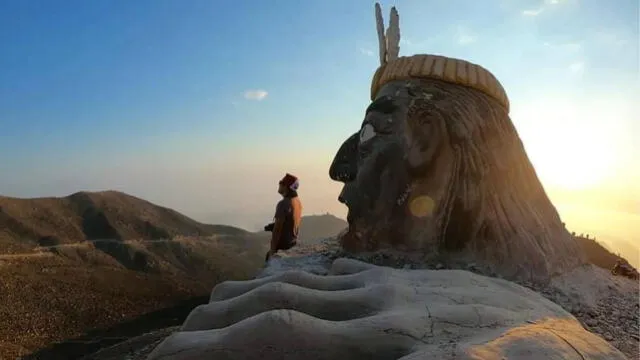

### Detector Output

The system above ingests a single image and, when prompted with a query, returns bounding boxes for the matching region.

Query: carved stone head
[329,52,585,281]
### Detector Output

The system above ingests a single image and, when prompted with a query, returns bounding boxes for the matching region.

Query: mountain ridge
[0,190,247,254]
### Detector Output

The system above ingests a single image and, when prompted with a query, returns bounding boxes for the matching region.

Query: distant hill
[298,213,347,242]
[0,191,265,359]
[0,190,247,254]
[606,239,640,269]
[573,235,635,271]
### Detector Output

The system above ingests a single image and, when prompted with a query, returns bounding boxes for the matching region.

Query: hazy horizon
[1,1,638,262]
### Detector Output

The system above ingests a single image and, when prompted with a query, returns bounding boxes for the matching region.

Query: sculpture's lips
[338,186,347,205]
[338,187,356,226]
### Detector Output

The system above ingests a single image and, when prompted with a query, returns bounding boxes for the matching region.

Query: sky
[0,0,638,253]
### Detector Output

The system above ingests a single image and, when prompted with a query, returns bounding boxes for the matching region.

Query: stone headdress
[371,3,510,112]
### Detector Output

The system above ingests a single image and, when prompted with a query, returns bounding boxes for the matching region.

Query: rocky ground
[541,266,640,359]
[0,236,265,360]
[85,238,639,360]
[0,254,208,360]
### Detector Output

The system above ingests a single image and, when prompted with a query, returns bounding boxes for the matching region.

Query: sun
[514,98,622,191]
[532,131,615,190]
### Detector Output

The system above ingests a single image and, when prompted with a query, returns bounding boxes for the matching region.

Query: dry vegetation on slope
[0,236,267,359]
[0,191,268,359]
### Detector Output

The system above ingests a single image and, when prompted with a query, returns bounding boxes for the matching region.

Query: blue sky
[0,0,638,239]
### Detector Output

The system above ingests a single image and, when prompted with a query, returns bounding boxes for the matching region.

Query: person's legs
[265,241,298,262]
[279,240,297,251]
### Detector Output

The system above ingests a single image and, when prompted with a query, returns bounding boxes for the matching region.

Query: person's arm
[291,197,302,239]
[270,200,288,252]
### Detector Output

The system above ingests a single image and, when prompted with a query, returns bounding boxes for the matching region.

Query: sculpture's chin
[340,212,380,252]
[345,210,354,226]
[341,212,394,253]
[338,226,362,252]
[339,185,410,253]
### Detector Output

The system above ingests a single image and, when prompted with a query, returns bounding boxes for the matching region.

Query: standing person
[264,173,302,262]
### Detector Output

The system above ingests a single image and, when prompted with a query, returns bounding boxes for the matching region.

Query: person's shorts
[277,240,297,251]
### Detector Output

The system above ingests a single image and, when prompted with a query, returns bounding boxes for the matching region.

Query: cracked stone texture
[329,58,586,283]
[146,257,627,360]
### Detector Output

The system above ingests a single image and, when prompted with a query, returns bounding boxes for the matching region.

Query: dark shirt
[274,195,302,249]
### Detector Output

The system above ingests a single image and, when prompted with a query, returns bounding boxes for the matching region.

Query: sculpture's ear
[329,132,359,182]
[403,91,449,174]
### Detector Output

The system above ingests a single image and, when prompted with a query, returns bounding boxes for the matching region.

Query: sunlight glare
[513,96,624,190]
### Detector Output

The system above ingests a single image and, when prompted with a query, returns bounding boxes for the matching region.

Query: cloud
[457,34,476,45]
[400,38,414,46]
[594,31,629,47]
[522,0,565,16]
[359,47,374,57]
[564,42,583,52]
[522,8,544,16]
[243,89,268,101]
[455,27,477,45]
[544,41,583,53]
[398,37,434,51]
[568,61,585,76]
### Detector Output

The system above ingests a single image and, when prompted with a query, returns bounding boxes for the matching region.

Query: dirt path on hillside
[0,236,234,261]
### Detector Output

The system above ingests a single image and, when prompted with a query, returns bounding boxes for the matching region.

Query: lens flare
[409,195,435,217]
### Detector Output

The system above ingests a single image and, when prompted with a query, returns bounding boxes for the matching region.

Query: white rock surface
[146,256,627,360]
[256,238,338,278]
[258,252,333,278]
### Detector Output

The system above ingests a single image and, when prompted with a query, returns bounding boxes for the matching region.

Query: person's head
[278,173,299,197]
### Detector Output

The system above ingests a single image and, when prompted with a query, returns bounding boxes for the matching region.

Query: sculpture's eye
[359,124,376,144]
[365,96,397,115]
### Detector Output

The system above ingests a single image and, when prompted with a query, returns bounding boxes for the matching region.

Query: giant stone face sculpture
[329,8,585,282]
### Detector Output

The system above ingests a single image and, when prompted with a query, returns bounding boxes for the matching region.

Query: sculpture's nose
[329,132,359,183]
